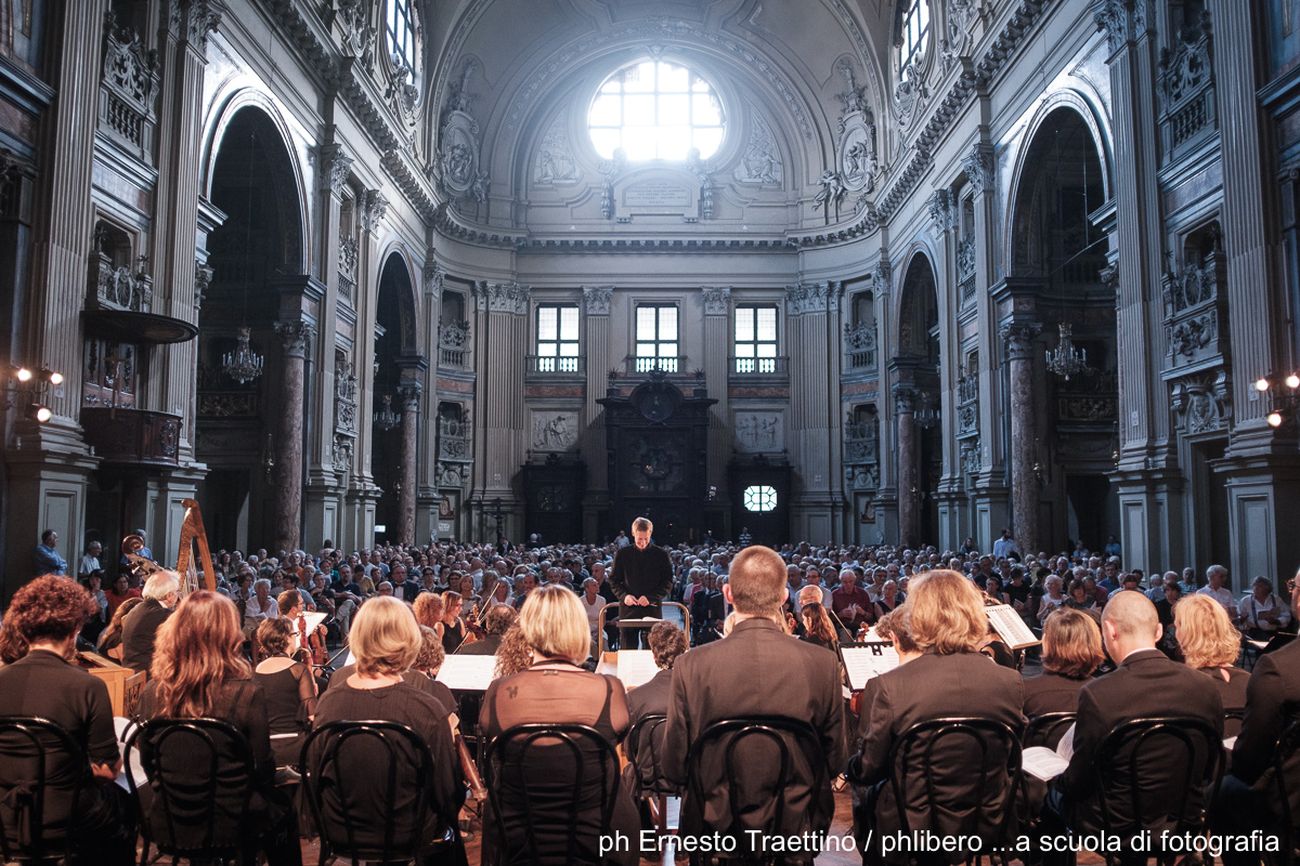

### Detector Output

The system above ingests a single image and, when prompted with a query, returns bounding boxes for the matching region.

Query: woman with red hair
[137,591,301,866]
[0,575,137,865]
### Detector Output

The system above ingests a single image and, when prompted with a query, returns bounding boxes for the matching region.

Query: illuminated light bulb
[31,405,52,423]
[15,367,32,382]
[1267,411,1284,428]
[47,370,64,386]
[1287,373,1300,390]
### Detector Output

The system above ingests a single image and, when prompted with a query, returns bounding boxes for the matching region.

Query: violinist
[459,604,516,655]
[278,589,326,669]
[253,617,318,767]
[441,590,470,653]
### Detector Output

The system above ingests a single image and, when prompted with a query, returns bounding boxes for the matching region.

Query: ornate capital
[274,319,316,357]
[423,261,445,296]
[194,259,212,313]
[869,259,893,297]
[927,189,956,239]
[893,384,918,415]
[359,188,389,233]
[582,284,613,316]
[1099,261,1119,295]
[474,281,529,315]
[785,281,840,316]
[176,0,222,53]
[396,381,423,412]
[701,285,732,316]
[316,143,353,196]
[962,144,994,198]
[1000,321,1041,361]
[1093,0,1146,53]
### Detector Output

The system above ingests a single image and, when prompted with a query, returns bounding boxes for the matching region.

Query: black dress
[310,676,465,864]
[254,659,317,766]
[0,649,136,865]
[480,659,640,866]
[137,677,300,866]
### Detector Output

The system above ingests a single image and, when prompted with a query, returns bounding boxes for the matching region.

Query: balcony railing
[842,322,878,373]
[526,354,586,377]
[730,356,787,375]
[625,355,687,376]
[438,321,469,369]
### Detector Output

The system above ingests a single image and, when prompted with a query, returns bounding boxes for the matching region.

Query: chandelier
[1045,322,1089,380]
[221,326,264,385]
[914,394,940,429]
[374,394,401,431]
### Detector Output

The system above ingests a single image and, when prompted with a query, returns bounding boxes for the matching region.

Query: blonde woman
[847,570,1024,859]
[1174,593,1249,734]
[479,584,639,866]
[310,596,465,860]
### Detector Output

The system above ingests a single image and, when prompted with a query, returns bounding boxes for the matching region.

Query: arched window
[588,60,725,162]
[898,0,930,79]
[386,0,418,73]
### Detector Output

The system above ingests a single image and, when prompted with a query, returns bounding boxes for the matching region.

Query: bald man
[1043,591,1222,855]
[662,545,845,854]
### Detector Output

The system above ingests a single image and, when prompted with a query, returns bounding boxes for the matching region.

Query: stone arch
[201,89,308,275]
[1004,93,1113,275]
[375,246,422,355]
[895,250,939,361]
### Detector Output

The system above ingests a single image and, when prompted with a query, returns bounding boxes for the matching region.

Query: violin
[298,613,327,668]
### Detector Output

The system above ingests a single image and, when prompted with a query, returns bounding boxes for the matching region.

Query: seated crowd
[0,529,1297,866]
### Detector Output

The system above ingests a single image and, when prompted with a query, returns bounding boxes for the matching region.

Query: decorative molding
[194,259,212,313]
[813,170,847,224]
[274,319,316,357]
[474,280,529,315]
[332,434,354,475]
[869,259,893,297]
[102,12,159,113]
[583,284,614,316]
[701,285,732,316]
[533,114,580,185]
[423,261,445,296]
[530,411,579,451]
[334,355,358,435]
[893,384,918,415]
[1092,0,1146,53]
[177,0,222,53]
[337,235,358,304]
[334,0,375,61]
[733,109,784,185]
[1171,370,1231,434]
[359,188,388,233]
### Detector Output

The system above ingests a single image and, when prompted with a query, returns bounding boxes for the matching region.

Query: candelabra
[5,364,63,423]
[1044,322,1089,380]
[1254,371,1300,428]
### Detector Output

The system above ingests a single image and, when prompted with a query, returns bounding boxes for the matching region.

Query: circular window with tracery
[588,60,726,162]
[743,485,778,513]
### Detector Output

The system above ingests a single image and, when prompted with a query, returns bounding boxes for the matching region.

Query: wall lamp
[6,365,63,423]
[1254,371,1300,428]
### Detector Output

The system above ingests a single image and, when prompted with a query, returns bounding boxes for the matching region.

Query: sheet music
[985,604,1041,649]
[301,612,328,633]
[613,649,661,689]
[1021,746,1069,781]
[840,642,901,690]
[1223,736,1237,750]
[436,654,498,691]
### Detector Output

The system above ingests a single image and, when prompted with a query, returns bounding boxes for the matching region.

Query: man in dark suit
[1045,590,1223,859]
[662,545,845,852]
[1214,579,1300,866]
[121,570,180,673]
[611,517,673,649]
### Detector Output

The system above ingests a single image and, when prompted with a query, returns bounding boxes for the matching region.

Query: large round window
[587,60,725,162]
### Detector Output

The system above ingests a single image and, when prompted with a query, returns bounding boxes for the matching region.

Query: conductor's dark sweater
[611,544,673,603]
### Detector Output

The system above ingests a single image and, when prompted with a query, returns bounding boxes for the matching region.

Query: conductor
[611,517,673,649]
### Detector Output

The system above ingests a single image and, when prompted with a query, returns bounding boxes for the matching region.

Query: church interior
[0,0,1297,588]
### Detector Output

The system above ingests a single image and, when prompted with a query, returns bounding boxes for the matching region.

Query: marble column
[1003,322,1041,554]
[396,381,421,545]
[273,319,315,553]
[894,385,918,548]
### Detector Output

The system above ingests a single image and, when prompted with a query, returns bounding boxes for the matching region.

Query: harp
[175,498,217,596]
[119,498,216,597]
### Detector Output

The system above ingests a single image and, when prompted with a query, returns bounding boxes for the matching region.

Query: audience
[1238,575,1291,640]
[1175,593,1250,735]
[0,575,137,865]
